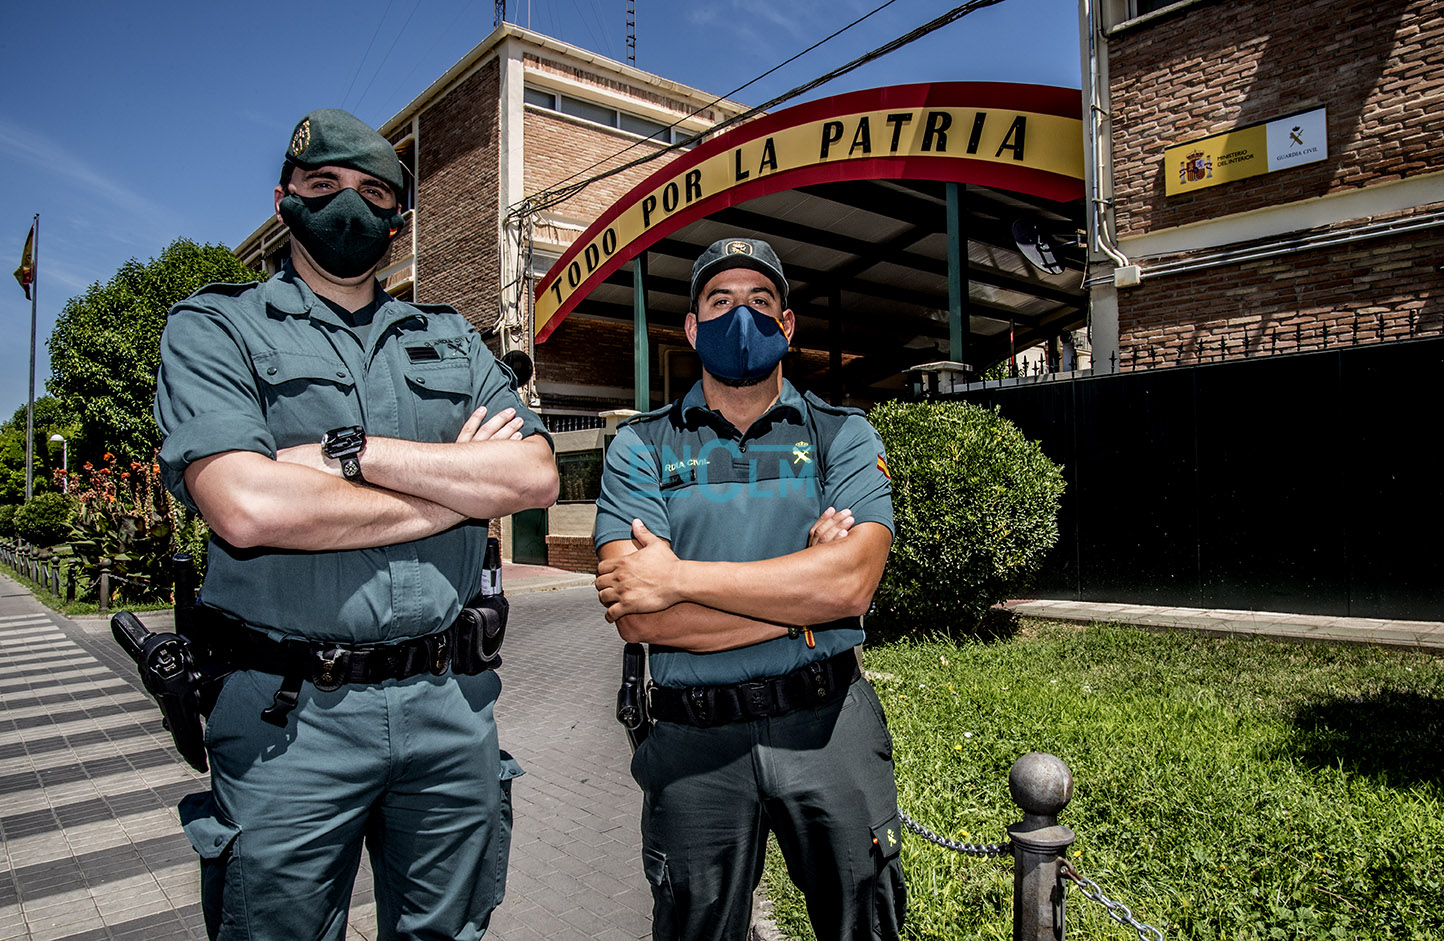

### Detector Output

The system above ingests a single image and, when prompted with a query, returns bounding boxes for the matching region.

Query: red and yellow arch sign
[534,82,1083,342]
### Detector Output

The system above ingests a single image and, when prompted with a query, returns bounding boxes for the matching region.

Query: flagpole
[25,213,37,501]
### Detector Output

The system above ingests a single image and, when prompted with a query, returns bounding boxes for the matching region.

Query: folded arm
[190,405,557,551]
[595,506,889,648]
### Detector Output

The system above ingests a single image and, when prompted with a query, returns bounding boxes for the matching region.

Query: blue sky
[0,0,1081,421]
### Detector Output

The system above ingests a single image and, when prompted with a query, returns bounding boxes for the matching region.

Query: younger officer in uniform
[154,108,558,941]
[593,238,905,941]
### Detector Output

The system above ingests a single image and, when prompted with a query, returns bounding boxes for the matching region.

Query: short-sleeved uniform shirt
[154,263,549,645]
[594,379,892,688]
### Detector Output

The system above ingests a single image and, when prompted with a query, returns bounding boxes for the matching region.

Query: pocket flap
[871,812,903,861]
[404,361,474,396]
[253,350,354,387]
[179,791,241,861]
[498,749,525,781]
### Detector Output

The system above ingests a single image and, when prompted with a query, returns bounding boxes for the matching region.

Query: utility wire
[515,0,907,217]
[342,0,400,110]
[353,0,428,113]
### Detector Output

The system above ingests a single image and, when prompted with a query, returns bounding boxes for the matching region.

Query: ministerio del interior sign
[533,82,1085,342]
[1164,107,1328,197]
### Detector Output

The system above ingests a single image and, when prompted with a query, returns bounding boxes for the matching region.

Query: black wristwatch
[321,425,367,483]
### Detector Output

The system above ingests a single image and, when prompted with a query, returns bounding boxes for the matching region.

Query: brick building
[237,23,749,421]
[1083,0,1444,370]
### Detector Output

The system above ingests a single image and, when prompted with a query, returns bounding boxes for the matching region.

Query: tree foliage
[47,238,263,463]
[0,396,80,503]
[867,400,1066,638]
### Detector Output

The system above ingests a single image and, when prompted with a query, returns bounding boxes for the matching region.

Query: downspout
[1084,0,1133,275]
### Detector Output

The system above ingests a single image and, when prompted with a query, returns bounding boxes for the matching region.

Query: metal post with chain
[895,753,1165,941]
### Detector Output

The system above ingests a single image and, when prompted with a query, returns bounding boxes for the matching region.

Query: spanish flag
[13,223,34,300]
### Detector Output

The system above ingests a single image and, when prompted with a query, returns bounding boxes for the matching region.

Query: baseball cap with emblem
[281,108,406,203]
[690,237,789,311]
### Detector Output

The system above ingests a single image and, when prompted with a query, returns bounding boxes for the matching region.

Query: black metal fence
[955,336,1444,621]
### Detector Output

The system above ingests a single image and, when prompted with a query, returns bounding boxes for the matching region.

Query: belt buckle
[739,680,773,718]
[313,646,348,692]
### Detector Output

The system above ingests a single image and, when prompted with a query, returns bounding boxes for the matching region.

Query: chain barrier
[1061,860,1164,941]
[897,807,1010,858]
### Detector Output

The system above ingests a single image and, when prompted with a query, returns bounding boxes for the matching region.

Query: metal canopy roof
[565,176,1087,400]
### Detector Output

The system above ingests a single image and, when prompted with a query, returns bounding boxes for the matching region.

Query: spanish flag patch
[877,454,891,480]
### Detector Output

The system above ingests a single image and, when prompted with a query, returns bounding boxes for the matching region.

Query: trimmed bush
[13,492,76,547]
[867,400,1065,637]
[0,504,16,539]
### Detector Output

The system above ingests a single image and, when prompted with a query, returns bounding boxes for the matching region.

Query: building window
[524,84,697,146]
[1135,0,1185,15]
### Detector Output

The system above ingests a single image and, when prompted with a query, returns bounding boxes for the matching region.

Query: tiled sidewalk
[0,571,644,941]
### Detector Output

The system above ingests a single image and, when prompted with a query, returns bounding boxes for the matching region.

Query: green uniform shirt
[594,379,892,687]
[154,263,549,645]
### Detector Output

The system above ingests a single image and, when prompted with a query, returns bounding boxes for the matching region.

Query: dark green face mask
[279,187,405,278]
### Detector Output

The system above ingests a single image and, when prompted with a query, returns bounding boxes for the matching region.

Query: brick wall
[545,535,596,573]
[524,110,678,227]
[1108,0,1444,238]
[1117,222,1444,370]
[417,58,502,332]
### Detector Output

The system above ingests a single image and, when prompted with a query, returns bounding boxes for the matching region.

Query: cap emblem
[289,120,312,159]
[725,240,753,256]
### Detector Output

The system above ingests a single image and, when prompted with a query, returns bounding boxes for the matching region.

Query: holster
[616,642,651,751]
[453,594,509,673]
[111,610,208,773]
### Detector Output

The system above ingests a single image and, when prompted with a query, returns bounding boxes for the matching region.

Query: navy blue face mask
[693,306,790,382]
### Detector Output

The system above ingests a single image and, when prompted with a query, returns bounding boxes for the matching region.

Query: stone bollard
[1007,752,1076,941]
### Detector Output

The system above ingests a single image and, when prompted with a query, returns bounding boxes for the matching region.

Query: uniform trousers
[179,668,518,941]
[631,676,906,941]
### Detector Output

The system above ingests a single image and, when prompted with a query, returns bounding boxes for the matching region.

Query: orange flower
[83,462,94,471]
[120,472,130,479]
[131,461,143,471]
[104,452,114,461]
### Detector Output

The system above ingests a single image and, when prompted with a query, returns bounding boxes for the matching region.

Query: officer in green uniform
[154,108,558,941]
[594,237,905,941]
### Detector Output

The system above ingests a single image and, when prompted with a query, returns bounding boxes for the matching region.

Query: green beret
[281,108,405,197]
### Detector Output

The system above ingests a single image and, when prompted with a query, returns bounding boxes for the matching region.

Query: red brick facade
[1119,223,1444,369]
[1109,0,1444,238]
[1104,0,1444,370]
[417,59,503,332]
[544,535,596,573]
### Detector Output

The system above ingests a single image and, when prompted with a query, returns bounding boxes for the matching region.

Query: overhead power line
[516,0,1005,218]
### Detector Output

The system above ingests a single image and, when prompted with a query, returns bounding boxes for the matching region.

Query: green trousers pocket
[179,791,243,940]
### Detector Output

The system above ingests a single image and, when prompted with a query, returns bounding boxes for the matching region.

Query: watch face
[323,425,365,458]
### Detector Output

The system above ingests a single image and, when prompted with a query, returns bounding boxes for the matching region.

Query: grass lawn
[763,620,1444,940]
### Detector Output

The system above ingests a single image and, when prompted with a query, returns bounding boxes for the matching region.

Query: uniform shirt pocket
[252,350,357,444]
[404,360,477,442]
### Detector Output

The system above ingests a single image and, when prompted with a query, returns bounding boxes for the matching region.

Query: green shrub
[867,400,1065,638]
[0,504,16,539]
[13,492,76,547]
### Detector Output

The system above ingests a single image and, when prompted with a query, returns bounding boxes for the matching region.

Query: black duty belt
[649,649,860,728]
[213,603,506,727]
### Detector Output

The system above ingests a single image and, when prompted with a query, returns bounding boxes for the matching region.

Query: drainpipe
[1083,0,1137,284]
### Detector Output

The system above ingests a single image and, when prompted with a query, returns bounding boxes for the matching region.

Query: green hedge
[867,400,1065,638]
[0,504,15,539]
[13,493,76,547]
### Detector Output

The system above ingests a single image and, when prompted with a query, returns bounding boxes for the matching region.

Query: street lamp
[48,433,67,493]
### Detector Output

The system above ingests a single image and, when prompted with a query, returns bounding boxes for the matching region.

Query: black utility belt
[650,649,860,728]
[225,606,505,693]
